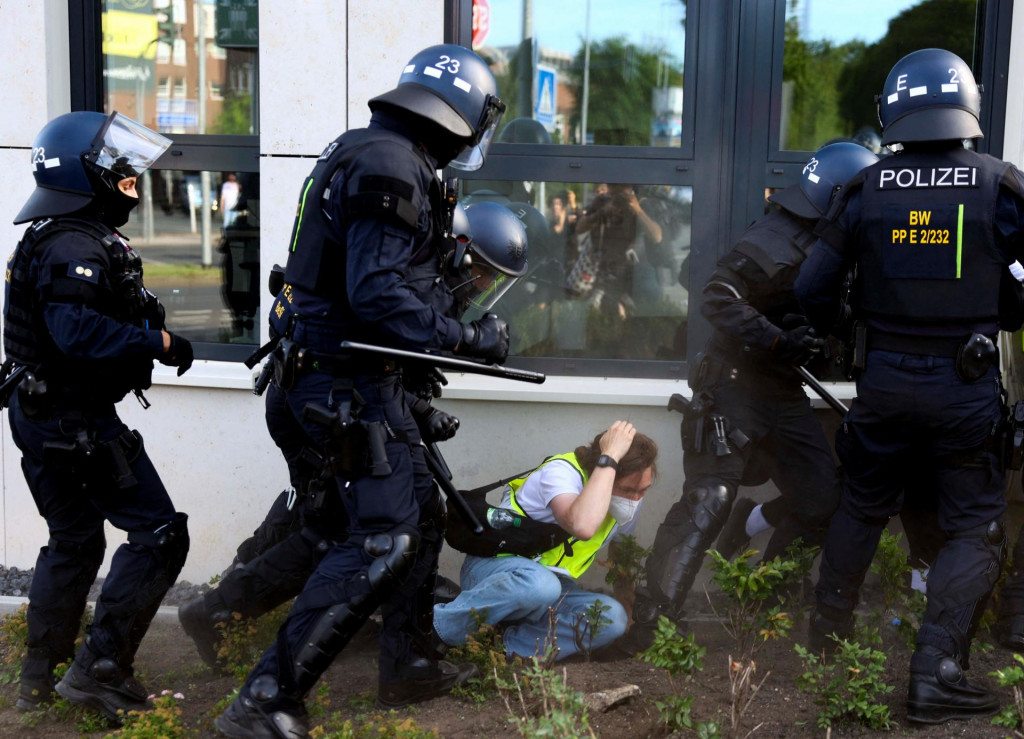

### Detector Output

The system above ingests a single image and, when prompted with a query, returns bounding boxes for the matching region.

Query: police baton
[422,441,484,535]
[794,365,849,416]
[338,341,546,384]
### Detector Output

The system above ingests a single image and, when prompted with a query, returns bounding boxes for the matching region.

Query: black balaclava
[84,159,140,229]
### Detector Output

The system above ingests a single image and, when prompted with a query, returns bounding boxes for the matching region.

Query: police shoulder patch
[66,260,101,283]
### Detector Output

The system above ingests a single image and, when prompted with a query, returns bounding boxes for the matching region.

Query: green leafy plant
[604,534,652,591]
[309,710,440,738]
[706,545,813,738]
[794,633,894,730]
[868,529,927,649]
[990,652,1024,733]
[571,599,612,660]
[109,690,193,738]
[447,612,523,703]
[636,616,719,734]
[0,605,29,686]
[216,601,292,679]
[496,657,596,739]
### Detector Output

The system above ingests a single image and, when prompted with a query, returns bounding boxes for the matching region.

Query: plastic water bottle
[486,508,517,529]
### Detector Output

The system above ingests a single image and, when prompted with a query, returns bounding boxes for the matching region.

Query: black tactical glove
[160,332,194,376]
[419,406,460,443]
[456,313,510,364]
[771,325,825,365]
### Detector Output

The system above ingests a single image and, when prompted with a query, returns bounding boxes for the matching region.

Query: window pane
[119,170,261,346]
[460,180,692,361]
[781,0,982,151]
[102,0,258,136]
[473,0,687,147]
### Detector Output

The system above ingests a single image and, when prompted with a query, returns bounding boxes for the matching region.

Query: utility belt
[298,375,410,494]
[853,325,999,383]
[249,334,398,396]
[19,388,144,489]
[703,336,805,389]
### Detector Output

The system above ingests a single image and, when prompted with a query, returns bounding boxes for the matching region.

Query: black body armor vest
[855,148,1010,328]
[3,217,154,400]
[271,126,454,346]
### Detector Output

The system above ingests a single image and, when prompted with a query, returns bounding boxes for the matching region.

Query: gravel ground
[0,565,212,606]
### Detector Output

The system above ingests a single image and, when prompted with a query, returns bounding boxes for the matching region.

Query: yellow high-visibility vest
[507,453,616,579]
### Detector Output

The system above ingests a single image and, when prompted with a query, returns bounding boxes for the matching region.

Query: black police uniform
[229,108,473,722]
[644,206,841,619]
[796,145,1024,718]
[4,216,189,710]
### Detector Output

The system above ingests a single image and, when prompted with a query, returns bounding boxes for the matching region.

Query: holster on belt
[955,332,999,383]
[42,414,142,490]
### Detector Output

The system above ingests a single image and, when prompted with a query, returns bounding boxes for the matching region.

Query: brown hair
[574,428,658,481]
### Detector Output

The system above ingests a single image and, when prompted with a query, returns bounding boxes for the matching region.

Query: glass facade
[460,180,692,363]
[81,0,1004,374]
[779,0,983,152]
[473,0,687,147]
[102,0,260,354]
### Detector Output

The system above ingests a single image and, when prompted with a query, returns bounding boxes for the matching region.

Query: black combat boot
[55,643,151,723]
[907,646,998,723]
[807,609,854,653]
[997,614,1024,651]
[178,593,232,671]
[215,677,309,739]
[376,657,479,708]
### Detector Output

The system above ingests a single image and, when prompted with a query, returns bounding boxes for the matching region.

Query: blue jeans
[433,555,628,660]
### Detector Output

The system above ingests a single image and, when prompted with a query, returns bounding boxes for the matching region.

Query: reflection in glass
[460,179,692,361]
[473,0,686,146]
[102,0,258,136]
[780,0,980,151]
[119,170,261,346]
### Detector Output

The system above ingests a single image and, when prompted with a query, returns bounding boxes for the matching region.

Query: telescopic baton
[338,341,546,384]
[422,441,484,535]
[794,365,849,416]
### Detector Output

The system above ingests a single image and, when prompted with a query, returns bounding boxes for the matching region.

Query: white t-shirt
[498,457,641,540]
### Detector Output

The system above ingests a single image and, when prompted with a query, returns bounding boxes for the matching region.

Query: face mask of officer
[608,494,641,525]
[86,165,140,229]
[100,179,141,229]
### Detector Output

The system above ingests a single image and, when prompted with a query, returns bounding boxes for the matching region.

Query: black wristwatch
[595,454,620,472]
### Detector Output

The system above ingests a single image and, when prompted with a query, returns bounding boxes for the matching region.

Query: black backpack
[444,467,571,558]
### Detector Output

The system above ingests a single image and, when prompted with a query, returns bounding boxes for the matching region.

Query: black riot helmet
[454,201,528,311]
[769,142,879,219]
[15,111,171,224]
[877,48,983,146]
[369,44,506,171]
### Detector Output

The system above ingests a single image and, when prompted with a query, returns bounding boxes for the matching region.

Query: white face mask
[608,495,640,525]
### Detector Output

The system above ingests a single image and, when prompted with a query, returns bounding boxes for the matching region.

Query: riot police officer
[795,48,1024,723]
[179,199,528,673]
[639,142,879,628]
[3,111,192,721]
[214,44,510,738]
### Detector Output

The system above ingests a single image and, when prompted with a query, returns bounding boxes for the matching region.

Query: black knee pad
[686,484,735,535]
[365,531,418,592]
[127,512,190,581]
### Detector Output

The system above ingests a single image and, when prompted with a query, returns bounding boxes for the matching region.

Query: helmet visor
[92,113,172,178]
[449,96,505,171]
[466,263,519,311]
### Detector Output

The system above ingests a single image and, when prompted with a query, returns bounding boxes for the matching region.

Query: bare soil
[0,591,1020,738]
